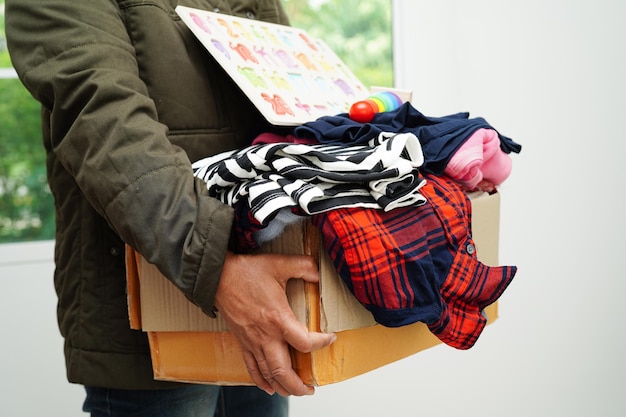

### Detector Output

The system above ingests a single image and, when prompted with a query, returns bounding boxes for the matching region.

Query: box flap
[125,245,143,330]
[139,258,229,331]
[469,191,500,266]
[319,247,377,332]
[136,221,311,332]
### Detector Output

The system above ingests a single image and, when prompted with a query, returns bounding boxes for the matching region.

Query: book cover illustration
[176,5,369,126]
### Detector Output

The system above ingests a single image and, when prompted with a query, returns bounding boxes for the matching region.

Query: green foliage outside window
[0,0,392,243]
[0,79,54,243]
[1,1,55,242]
[284,0,393,88]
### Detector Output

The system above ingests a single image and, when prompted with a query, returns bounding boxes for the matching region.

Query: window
[0,2,55,243]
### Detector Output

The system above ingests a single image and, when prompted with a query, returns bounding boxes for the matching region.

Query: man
[5,0,336,415]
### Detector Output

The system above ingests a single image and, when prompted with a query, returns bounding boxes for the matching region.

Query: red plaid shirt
[312,174,517,349]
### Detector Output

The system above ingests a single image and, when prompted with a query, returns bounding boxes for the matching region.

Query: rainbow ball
[349,91,403,123]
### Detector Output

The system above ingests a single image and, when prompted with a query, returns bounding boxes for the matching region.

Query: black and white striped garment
[192,132,427,225]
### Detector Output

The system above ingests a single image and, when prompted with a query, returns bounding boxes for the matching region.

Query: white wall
[3,1,626,416]
[296,0,626,416]
[0,241,86,416]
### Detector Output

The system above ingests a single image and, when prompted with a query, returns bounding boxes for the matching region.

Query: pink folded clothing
[444,128,512,190]
[251,132,319,145]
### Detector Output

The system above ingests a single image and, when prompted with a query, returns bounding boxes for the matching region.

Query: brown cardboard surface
[147,303,498,386]
[135,220,315,332]
[126,191,501,386]
[469,190,501,267]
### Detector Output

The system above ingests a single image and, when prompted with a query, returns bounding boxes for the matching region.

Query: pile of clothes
[192,102,521,349]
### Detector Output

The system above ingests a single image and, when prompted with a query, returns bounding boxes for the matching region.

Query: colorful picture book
[176,5,369,126]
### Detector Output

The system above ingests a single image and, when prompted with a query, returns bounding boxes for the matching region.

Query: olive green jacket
[6,0,288,389]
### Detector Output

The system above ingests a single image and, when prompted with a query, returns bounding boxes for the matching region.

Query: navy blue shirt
[293,102,522,175]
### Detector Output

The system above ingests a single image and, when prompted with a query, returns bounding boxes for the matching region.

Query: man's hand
[215,252,337,396]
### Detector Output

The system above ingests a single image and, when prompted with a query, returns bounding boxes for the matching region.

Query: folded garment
[444,128,513,191]
[312,174,517,349]
[192,132,427,226]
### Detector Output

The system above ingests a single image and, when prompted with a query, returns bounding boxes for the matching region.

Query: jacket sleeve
[5,0,231,315]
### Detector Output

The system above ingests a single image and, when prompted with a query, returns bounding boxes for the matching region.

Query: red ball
[349,100,376,123]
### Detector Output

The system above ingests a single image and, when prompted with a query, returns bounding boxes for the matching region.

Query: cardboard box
[126,191,501,386]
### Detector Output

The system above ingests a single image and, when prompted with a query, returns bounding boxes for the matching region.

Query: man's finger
[242,350,276,396]
[280,312,337,354]
[243,345,314,397]
[260,343,315,396]
[273,255,320,286]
